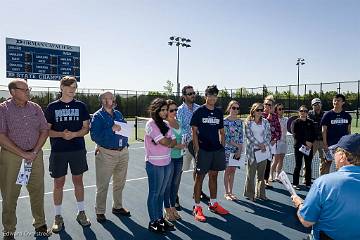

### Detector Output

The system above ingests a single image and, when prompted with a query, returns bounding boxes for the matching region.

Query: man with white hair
[292,134,360,240]
[90,91,130,223]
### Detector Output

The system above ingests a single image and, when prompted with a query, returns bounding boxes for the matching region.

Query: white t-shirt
[250,121,265,143]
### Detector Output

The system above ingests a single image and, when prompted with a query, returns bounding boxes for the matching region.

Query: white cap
[311,98,321,105]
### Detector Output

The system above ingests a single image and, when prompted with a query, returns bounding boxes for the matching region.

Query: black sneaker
[96,214,107,223]
[34,224,52,237]
[200,191,210,202]
[160,217,175,231]
[148,221,165,233]
[175,196,182,211]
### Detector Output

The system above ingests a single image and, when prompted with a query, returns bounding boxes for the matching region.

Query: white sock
[210,199,217,205]
[54,205,62,216]
[77,201,85,212]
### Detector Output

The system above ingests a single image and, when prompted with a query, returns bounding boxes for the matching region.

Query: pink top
[144,119,175,166]
[0,99,49,151]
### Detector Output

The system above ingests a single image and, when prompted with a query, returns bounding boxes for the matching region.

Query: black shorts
[49,149,88,178]
[195,148,226,175]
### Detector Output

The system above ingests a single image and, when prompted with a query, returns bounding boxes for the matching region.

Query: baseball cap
[329,134,360,156]
[311,98,321,106]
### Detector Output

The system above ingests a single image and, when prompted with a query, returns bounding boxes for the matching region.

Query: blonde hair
[264,95,275,103]
[226,100,240,114]
[246,102,263,122]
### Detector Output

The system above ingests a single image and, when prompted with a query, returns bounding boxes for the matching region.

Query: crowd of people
[0,77,359,240]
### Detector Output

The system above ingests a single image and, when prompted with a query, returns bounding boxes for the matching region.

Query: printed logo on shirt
[330,118,349,125]
[202,117,220,125]
[55,108,80,122]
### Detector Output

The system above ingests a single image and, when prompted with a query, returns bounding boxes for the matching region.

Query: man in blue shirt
[292,134,360,240]
[90,91,130,223]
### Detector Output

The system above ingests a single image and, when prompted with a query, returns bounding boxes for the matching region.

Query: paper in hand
[299,145,311,156]
[277,171,298,196]
[114,121,131,138]
[254,146,271,163]
[323,149,334,161]
[16,159,32,186]
[228,152,245,168]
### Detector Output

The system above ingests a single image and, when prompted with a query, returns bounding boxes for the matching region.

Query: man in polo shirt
[292,134,360,240]
[0,79,51,240]
[321,94,352,175]
[90,91,130,223]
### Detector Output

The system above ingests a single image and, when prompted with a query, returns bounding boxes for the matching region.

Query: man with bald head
[0,79,51,239]
[90,91,130,223]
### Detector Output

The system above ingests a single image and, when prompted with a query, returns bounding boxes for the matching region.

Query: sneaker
[200,191,210,202]
[52,215,64,233]
[159,217,175,231]
[148,221,165,234]
[112,207,131,216]
[76,211,91,227]
[208,202,229,215]
[34,224,52,237]
[175,196,182,211]
[96,214,107,223]
[193,206,206,222]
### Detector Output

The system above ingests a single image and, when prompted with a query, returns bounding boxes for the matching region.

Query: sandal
[230,194,238,200]
[172,209,182,220]
[164,208,176,221]
[224,194,233,200]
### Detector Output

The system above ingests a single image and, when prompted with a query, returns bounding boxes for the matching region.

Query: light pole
[296,58,305,106]
[168,36,191,96]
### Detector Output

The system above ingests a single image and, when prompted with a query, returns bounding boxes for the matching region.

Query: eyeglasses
[231,107,240,110]
[277,108,284,111]
[299,110,308,113]
[255,108,263,112]
[14,87,32,92]
[169,108,178,113]
[185,92,195,96]
[264,103,272,106]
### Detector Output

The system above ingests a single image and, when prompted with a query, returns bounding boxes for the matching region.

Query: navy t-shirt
[46,99,90,152]
[190,105,224,151]
[320,110,352,146]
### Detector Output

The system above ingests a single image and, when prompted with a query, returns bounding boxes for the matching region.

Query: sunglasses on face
[160,108,167,112]
[185,92,195,96]
[255,108,263,112]
[277,108,284,111]
[169,108,178,113]
[299,109,308,113]
[231,106,240,110]
[264,103,272,106]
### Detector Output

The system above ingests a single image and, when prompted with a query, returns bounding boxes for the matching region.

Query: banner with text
[6,37,80,81]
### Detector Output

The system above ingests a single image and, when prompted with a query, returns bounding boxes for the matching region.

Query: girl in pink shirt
[144,98,177,233]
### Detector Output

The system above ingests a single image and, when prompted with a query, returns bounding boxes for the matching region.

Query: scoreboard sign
[6,38,80,81]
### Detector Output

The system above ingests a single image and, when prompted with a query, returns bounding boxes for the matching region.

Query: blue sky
[0,0,359,92]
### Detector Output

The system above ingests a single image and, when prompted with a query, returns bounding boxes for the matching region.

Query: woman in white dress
[270,103,288,181]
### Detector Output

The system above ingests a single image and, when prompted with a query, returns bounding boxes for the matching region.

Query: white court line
[0,170,193,202]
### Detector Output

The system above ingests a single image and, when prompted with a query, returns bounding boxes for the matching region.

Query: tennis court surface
[0,139,315,240]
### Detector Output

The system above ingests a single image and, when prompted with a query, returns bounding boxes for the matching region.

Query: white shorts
[273,141,287,154]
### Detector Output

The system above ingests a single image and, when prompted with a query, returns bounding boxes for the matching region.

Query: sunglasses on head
[185,92,195,96]
[231,106,240,110]
[255,108,263,112]
[169,108,178,113]
[299,109,308,113]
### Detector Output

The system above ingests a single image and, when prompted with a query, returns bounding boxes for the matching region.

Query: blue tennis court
[0,138,313,240]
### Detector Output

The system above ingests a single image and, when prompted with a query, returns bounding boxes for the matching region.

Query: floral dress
[224,118,244,164]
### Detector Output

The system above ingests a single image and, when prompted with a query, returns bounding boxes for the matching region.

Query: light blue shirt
[176,102,199,139]
[299,165,360,240]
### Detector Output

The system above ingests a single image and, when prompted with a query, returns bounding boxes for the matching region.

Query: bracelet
[296,202,304,209]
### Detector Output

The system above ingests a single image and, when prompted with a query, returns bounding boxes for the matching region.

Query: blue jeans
[146,161,172,222]
[164,157,183,208]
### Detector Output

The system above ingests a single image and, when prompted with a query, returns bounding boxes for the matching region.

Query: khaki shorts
[182,148,195,171]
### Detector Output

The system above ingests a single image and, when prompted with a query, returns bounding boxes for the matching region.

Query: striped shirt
[0,99,49,150]
[144,119,175,166]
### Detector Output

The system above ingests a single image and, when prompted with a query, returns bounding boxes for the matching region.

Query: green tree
[163,80,174,95]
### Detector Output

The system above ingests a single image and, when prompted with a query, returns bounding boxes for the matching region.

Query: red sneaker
[209,202,229,215]
[193,206,206,222]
